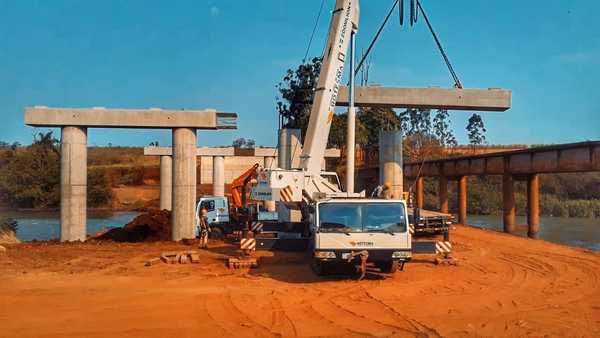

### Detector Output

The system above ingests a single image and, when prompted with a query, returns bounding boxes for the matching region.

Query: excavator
[195,163,277,239]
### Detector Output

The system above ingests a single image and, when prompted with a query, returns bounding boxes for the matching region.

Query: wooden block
[160,256,170,264]
[145,258,161,267]
[189,253,200,264]
[179,254,189,264]
[227,257,258,269]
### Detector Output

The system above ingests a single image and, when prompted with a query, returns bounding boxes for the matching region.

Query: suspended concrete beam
[337,86,512,112]
[25,106,237,129]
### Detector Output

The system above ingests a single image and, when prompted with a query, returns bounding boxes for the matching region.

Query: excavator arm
[230,163,260,208]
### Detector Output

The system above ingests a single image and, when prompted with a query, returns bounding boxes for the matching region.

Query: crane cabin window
[318,202,407,233]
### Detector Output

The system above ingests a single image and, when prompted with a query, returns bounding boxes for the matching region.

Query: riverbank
[1,225,599,337]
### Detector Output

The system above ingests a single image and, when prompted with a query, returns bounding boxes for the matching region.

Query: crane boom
[300,0,359,175]
[252,0,363,203]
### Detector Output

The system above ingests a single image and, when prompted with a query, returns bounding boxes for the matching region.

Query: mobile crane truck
[251,0,412,279]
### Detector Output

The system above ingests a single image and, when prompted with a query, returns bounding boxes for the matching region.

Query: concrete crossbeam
[337,86,512,111]
[25,107,237,129]
[143,146,341,158]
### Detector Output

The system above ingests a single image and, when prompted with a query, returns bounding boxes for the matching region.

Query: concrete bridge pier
[159,155,172,210]
[263,156,276,212]
[503,174,516,233]
[212,156,225,197]
[527,174,540,238]
[415,177,424,209]
[457,176,468,225]
[438,176,449,214]
[378,131,403,199]
[172,128,197,241]
[60,126,87,241]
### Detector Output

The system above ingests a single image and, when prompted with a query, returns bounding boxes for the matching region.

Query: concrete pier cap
[25,106,237,242]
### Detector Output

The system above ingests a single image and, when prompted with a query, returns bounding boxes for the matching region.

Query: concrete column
[527,174,540,239]
[159,155,172,210]
[212,155,225,197]
[263,156,276,212]
[277,129,302,222]
[439,176,449,214]
[378,130,403,199]
[502,174,516,233]
[457,176,468,225]
[278,128,301,169]
[415,177,424,209]
[172,128,197,241]
[60,126,87,242]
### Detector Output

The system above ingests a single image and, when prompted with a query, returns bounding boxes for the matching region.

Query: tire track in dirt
[360,287,443,338]
[269,296,298,337]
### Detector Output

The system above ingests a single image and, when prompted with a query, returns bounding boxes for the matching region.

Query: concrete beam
[143,146,341,158]
[337,86,512,112]
[25,107,237,129]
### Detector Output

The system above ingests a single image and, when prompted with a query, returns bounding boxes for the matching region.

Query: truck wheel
[378,260,399,273]
[311,258,328,276]
[209,227,224,240]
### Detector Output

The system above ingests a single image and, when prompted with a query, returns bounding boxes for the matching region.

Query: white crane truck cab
[311,199,412,274]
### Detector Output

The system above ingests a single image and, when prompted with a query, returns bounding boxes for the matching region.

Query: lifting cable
[417,1,463,88]
[303,0,327,63]
[354,0,399,77]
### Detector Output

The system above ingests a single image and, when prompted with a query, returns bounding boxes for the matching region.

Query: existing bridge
[404,141,600,238]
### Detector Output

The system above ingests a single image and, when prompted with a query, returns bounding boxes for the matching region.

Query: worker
[371,182,393,199]
[198,208,211,249]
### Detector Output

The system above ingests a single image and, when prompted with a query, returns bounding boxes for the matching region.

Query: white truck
[251,0,412,277]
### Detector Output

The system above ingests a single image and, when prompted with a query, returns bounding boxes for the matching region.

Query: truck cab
[311,199,412,274]
[195,196,230,238]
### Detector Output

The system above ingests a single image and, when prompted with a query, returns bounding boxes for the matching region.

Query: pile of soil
[92,209,172,242]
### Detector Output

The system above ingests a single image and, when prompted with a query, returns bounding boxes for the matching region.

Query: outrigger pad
[227,257,259,269]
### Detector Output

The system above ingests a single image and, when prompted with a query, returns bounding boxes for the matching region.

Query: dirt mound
[92,209,172,242]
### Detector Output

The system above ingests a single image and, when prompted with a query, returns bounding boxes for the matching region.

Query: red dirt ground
[1,225,599,337]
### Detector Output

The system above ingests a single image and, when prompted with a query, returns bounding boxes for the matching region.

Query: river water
[468,214,599,251]
[0,210,140,241]
[1,210,598,251]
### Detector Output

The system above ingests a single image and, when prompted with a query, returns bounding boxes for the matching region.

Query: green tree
[328,112,369,148]
[276,57,322,140]
[432,109,457,147]
[466,113,487,145]
[0,132,61,208]
[357,107,401,146]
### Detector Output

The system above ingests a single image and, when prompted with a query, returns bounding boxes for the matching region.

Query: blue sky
[0,0,598,147]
